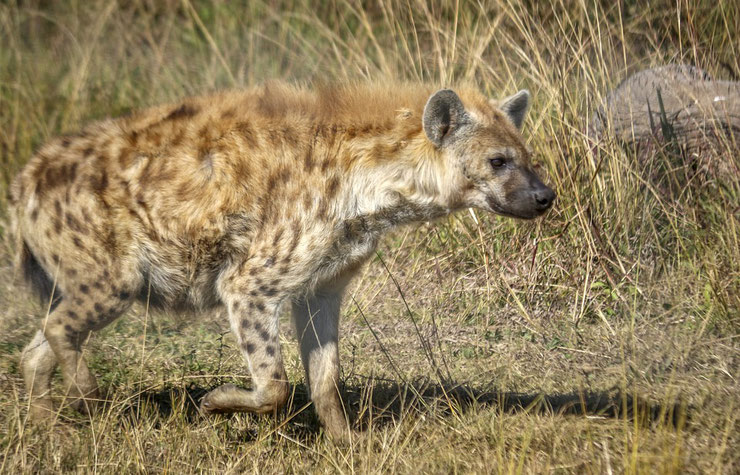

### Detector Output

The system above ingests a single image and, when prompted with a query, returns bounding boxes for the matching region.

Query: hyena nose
[534,186,556,210]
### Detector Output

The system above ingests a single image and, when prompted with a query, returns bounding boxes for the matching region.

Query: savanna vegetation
[0,0,738,472]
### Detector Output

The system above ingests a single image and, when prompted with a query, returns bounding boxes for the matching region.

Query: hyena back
[11,81,555,439]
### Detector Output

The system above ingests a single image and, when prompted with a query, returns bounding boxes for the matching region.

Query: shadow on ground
[124,376,688,438]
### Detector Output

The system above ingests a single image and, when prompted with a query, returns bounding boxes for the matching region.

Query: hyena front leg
[292,288,349,440]
[200,260,290,415]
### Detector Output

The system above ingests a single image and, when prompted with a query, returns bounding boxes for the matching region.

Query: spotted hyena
[11,82,555,439]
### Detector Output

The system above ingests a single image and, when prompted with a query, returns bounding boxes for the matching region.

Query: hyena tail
[9,177,62,312]
[18,241,62,312]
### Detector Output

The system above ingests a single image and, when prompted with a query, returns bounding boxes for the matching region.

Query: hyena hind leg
[21,330,58,420]
[41,290,134,416]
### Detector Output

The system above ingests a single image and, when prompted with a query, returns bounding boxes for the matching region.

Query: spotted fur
[12,81,554,440]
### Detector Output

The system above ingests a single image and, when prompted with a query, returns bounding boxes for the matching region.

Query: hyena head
[423,88,556,219]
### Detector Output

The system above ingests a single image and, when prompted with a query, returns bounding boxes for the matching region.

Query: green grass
[1,0,738,472]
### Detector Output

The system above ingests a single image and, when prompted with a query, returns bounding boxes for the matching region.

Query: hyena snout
[496,173,556,219]
[532,184,556,211]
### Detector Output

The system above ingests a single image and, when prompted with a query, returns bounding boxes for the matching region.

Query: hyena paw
[68,392,100,416]
[324,425,355,445]
[27,399,57,423]
[200,383,285,414]
[199,383,240,415]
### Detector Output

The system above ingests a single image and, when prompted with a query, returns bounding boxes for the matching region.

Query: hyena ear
[499,89,531,129]
[423,89,469,147]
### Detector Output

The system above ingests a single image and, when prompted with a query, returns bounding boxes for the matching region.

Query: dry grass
[1,0,738,473]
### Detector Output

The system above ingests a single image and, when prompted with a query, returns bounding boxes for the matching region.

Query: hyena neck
[342,130,464,231]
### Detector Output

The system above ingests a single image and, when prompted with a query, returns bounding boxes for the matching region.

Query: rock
[589,64,740,182]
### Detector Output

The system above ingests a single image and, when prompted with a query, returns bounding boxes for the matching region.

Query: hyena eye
[489,157,506,168]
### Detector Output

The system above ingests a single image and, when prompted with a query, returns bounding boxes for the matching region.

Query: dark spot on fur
[102,229,117,253]
[232,301,241,311]
[316,200,329,221]
[66,268,78,278]
[72,236,84,249]
[54,199,62,215]
[198,125,214,140]
[266,346,275,356]
[264,257,275,268]
[272,371,281,380]
[83,147,94,157]
[255,302,265,312]
[79,284,89,294]
[81,207,92,224]
[232,158,250,183]
[241,319,250,330]
[260,330,270,341]
[67,311,78,320]
[286,222,301,256]
[118,291,131,301]
[66,213,86,234]
[281,168,291,183]
[91,250,103,265]
[259,363,268,369]
[94,303,104,313]
[91,170,108,194]
[236,122,258,148]
[165,104,199,121]
[245,342,256,353]
[272,228,284,247]
[42,164,76,192]
[30,208,39,221]
[124,131,139,150]
[64,324,74,332]
[304,145,315,172]
[281,126,298,146]
[266,174,278,194]
[326,176,340,198]
[260,285,277,297]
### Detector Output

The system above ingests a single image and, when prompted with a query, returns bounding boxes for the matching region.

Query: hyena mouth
[485,195,550,220]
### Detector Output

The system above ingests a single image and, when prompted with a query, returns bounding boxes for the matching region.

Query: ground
[0,1,738,473]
